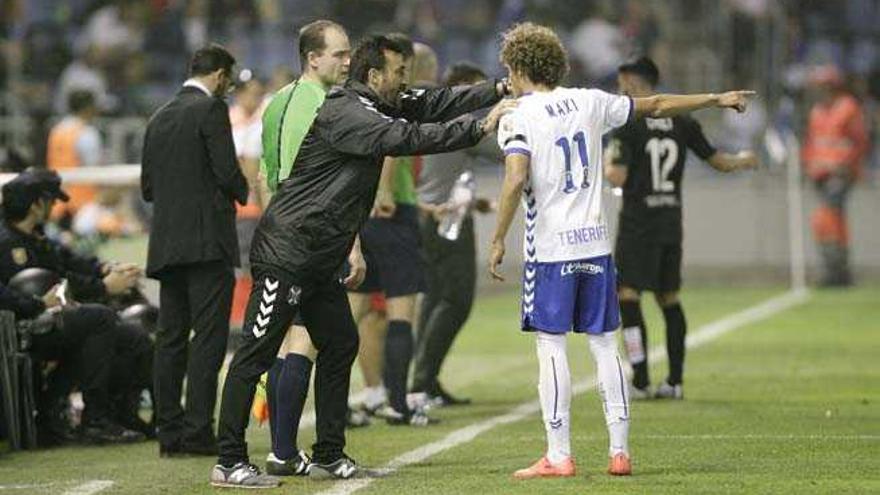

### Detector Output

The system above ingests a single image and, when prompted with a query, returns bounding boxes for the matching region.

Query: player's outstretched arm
[633,90,755,119]
[398,79,508,123]
[323,97,516,158]
[707,150,760,172]
[489,153,529,281]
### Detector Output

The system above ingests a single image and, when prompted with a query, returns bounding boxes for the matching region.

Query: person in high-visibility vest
[46,89,103,221]
[802,66,868,287]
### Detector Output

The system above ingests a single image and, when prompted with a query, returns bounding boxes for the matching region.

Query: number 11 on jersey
[555,130,590,194]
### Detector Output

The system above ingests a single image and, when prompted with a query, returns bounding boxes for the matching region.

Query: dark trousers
[413,214,476,393]
[154,261,233,447]
[31,304,118,426]
[217,265,359,465]
[110,322,154,424]
[812,171,854,284]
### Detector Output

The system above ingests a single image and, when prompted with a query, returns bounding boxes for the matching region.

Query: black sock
[662,303,687,385]
[266,358,283,450]
[620,300,649,389]
[273,353,313,460]
[383,320,414,414]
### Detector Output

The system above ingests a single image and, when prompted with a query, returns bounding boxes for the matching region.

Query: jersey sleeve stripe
[503,134,528,146]
[625,96,634,123]
[504,147,531,157]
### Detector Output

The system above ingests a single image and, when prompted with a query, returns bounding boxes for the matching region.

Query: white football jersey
[497,87,632,263]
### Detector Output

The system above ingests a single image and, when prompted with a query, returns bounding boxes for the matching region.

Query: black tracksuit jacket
[249,79,501,284]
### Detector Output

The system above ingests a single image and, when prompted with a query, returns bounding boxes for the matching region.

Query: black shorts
[615,236,682,292]
[350,204,426,298]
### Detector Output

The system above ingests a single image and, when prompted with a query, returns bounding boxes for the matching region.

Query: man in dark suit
[141,44,248,457]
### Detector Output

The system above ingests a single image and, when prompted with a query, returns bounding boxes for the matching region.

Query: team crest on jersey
[11,248,27,266]
[288,285,302,305]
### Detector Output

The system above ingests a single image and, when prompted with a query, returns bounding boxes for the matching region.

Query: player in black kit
[605,57,758,400]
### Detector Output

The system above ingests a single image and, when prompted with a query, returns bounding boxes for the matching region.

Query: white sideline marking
[299,360,523,429]
[60,480,114,495]
[0,483,58,491]
[316,289,809,495]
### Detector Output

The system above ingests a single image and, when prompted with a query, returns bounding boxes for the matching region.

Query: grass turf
[0,286,877,494]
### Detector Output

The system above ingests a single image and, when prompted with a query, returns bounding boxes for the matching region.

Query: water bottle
[438,171,475,241]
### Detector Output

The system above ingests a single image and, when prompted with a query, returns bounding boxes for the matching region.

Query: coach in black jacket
[212,34,514,487]
[142,44,248,457]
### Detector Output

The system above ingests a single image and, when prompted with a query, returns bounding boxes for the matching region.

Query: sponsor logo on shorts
[560,262,604,277]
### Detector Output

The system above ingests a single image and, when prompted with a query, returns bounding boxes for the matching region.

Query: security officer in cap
[0,168,150,444]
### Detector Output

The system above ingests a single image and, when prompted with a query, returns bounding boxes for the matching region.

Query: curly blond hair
[500,23,569,87]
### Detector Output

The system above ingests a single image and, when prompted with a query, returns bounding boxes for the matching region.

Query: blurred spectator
[620,1,659,56]
[46,90,103,222]
[72,187,142,240]
[571,8,625,84]
[78,0,145,59]
[142,1,188,83]
[266,65,296,93]
[54,45,117,114]
[0,147,32,173]
[184,0,209,51]
[802,65,869,287]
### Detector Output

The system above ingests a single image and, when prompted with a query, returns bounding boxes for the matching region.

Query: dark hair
[618,56,660,87]
[385,32,414,60]
[68,90,96,114]
[1,196,29,221]
[349,34,406,83]
[444,62,486,86]
[500,23,569,87]
[298,20,345,71]
[188,43,236,77]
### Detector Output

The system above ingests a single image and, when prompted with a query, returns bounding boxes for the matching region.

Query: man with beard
[211,34,514,487]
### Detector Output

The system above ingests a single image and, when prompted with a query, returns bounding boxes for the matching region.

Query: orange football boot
[513,456,576,479]
[607,453,632,476]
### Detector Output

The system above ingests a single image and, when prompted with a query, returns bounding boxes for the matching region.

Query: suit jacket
[141,86,248,278]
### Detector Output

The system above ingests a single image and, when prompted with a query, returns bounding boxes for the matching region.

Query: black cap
[618,56,660,87]
[1,168,70,212]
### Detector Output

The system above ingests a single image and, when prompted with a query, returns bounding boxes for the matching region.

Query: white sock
[588,332,630,456]
[536,332,571,464]
[364,385,386,409]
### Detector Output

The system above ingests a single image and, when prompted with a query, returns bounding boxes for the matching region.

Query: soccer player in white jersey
[488,23,754,479]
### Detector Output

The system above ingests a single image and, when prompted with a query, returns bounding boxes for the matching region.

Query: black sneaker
[80,421,145,444]
[265,450,310,476]
[210,462,280,489]
[386,409,439,427]
[309,454,359,480]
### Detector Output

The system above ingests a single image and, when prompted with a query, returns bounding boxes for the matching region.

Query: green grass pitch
[0,286,877,494]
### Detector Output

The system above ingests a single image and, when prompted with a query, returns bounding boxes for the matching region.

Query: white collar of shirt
[183,78,212,96]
